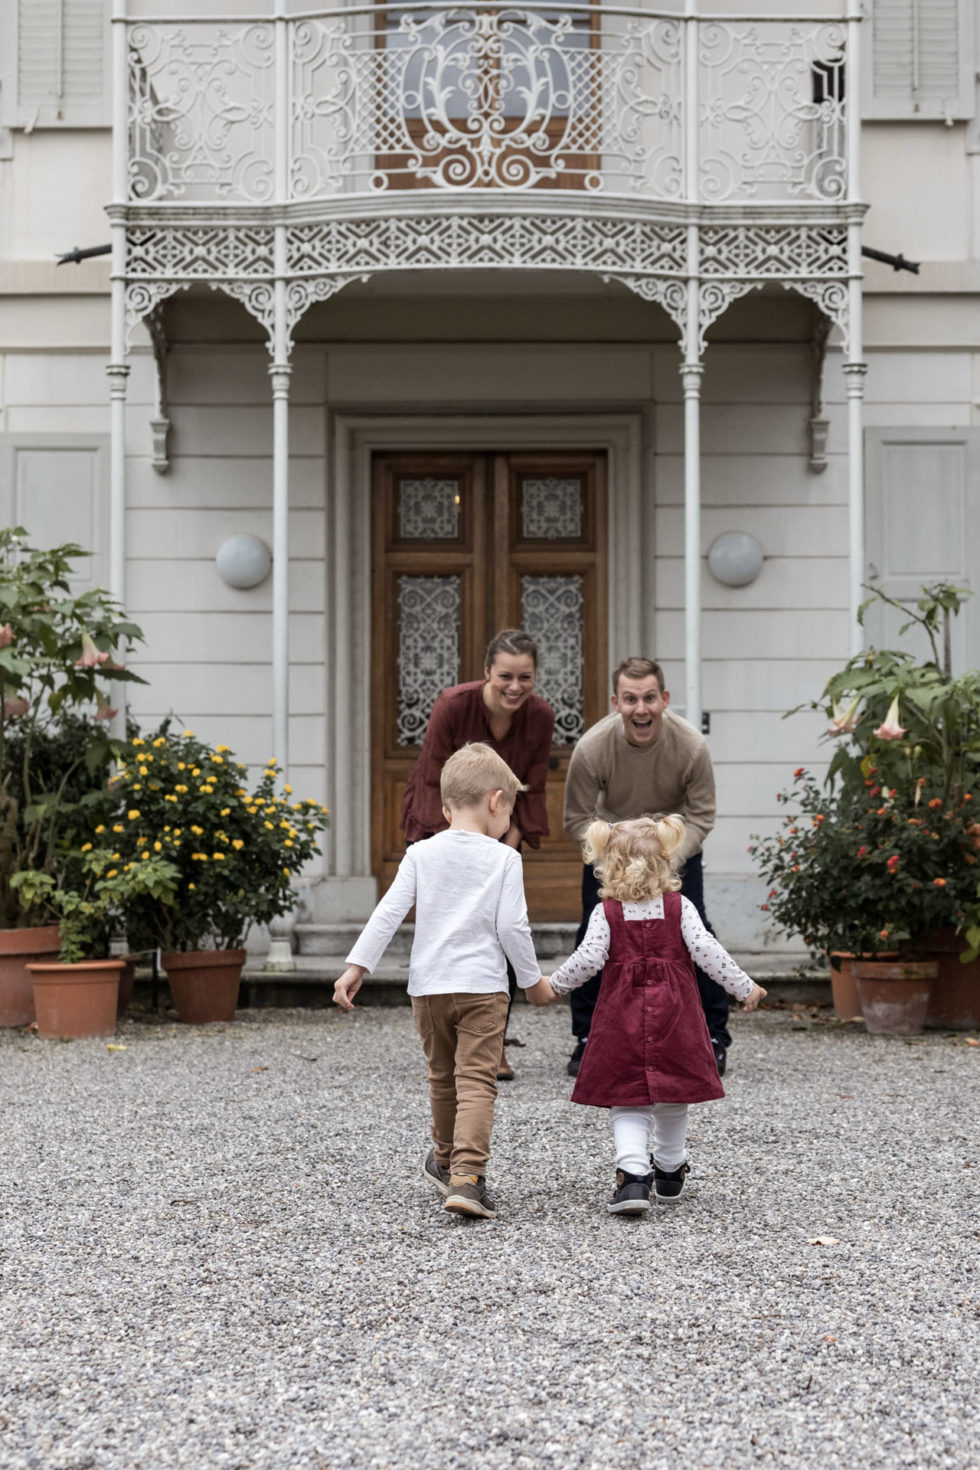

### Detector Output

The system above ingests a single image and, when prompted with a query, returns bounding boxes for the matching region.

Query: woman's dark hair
[484,628,538,670]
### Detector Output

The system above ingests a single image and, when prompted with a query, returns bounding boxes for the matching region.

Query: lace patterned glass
[398,478,461,540]
[397,576,460,745]
[521,478,583,540]
[521,575,583,744]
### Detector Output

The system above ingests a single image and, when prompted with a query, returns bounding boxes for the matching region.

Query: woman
[401,628,555,1077]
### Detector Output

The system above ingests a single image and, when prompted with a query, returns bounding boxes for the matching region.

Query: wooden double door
[371,449,608,919]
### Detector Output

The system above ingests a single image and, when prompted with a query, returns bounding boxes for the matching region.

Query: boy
[333,742,550,1218]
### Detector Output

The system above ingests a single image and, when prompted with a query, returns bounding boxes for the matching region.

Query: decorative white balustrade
[127,5,849,206]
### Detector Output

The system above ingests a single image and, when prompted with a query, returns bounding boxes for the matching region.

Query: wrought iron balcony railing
[125,4,851,208]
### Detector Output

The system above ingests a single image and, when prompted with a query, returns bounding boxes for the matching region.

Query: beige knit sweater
[562,710,715,866]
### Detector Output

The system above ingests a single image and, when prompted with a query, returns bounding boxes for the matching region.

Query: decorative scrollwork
[128,22,276,202]
[520,575,584,744]
[288,216,687,277]
[126,7,849,205]
[700,226,848,279]
[785,279,851,352]
[397,576,461,745]
[699,22,847,203]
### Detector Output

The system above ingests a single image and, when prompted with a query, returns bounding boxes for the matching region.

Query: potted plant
[93,721,328,1023]
[752,583,980,1033]
[12,848,177,1039]
[0,528,145,1025]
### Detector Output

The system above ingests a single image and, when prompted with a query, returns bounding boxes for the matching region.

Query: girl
[543,815,765,1215]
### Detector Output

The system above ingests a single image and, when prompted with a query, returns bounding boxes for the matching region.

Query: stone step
[296,921,580,961]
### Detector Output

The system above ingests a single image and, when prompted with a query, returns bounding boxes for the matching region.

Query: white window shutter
[15,0,108,127]
[865,0,975,120]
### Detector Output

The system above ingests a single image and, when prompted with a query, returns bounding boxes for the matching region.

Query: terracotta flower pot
[828,950,899,1021]
[920,928,980,1031]
[27,958,124,1040]
[0,924,63,1027]
[161,948,246,1024]
[853,958,938,1036]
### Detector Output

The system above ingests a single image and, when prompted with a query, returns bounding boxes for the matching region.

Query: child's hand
[742,982,766,1012]
[525,977,557,1007]
[333,965,365,1010]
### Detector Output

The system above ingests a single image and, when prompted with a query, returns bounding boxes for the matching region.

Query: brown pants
[411,990,509,1177]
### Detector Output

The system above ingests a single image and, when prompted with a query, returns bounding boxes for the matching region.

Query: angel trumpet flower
[93,694,118,722]
[76,631,110,668]
[0,623,14,648]
[3,695,29,718]
[873,696,906,742]
[828,695,860,736]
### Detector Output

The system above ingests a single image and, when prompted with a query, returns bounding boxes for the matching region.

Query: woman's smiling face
[483,652,536,719]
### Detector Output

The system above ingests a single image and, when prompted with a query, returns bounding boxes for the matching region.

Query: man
[562,656,731,1076]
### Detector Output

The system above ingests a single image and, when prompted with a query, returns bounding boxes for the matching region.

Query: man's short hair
[440,742,526,810]
[611,657,666,695]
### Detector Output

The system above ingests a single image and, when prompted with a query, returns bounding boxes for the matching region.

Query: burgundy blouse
[400,681,555,847]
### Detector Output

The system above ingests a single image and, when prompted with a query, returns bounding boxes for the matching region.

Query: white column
[266,0,296,971]
[682,346,703,732]
[107,0,130,734]
[845,0,867,657]
[681,0,702,730]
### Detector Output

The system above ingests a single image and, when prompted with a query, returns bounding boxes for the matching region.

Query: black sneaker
[423,1148,452,1196]
[606,1168,653,1215]
[567,1038,587,1077]
[711,1039,727,1076]
[653,1160,689,1203]
[445,1174,497,1219]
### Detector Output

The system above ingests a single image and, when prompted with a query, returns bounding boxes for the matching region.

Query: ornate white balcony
[116,3,861,354]
[126,4,848,206]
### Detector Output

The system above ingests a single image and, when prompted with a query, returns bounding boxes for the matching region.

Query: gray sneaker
[444,1174,497,1219]
[423,1149,452,1196]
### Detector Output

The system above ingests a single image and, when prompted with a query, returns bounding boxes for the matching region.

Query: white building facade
[1,0,978,963]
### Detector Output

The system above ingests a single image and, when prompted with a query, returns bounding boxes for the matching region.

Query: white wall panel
[654,451,849,507]
[654,505,847,559]
[715,762,831,818]
[655,403,812,456]
[126,558,324,613]
[654,608,851,662]
[3,353,112,405]
[707,709,828,764]
[702,657,843,711]
[655,556,848,611]
[126,455,325,511]
[325,344,654,404]
[143,405,325,458]
[127,507,324,561]
[133,611,324,665]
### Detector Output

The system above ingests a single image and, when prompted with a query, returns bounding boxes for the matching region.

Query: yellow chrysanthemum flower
[81,842,92,853]
[127,810,140,820]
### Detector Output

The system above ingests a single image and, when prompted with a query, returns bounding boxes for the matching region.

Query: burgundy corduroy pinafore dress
[570,892,724,1107]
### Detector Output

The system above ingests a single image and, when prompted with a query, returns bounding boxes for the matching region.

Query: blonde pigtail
[583,819,613,867]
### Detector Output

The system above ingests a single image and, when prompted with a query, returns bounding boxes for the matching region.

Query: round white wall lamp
[707,531,764,588]
[215,534,272,589]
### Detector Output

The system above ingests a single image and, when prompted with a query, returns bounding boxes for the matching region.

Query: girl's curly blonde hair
[583,814,685,903]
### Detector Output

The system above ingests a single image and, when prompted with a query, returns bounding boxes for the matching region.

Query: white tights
[611,1104,688,1175]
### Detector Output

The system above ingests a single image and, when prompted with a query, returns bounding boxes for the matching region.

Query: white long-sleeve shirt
[346,828,541,997]
[549,895,755,1003]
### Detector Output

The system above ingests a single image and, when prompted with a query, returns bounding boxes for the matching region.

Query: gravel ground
[0,1003,978,1470]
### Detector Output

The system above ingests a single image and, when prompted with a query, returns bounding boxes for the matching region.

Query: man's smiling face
[611,673,670,747]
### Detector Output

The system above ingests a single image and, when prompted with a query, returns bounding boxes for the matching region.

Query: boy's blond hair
[440,742,526,811]
[583,814,685,903]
